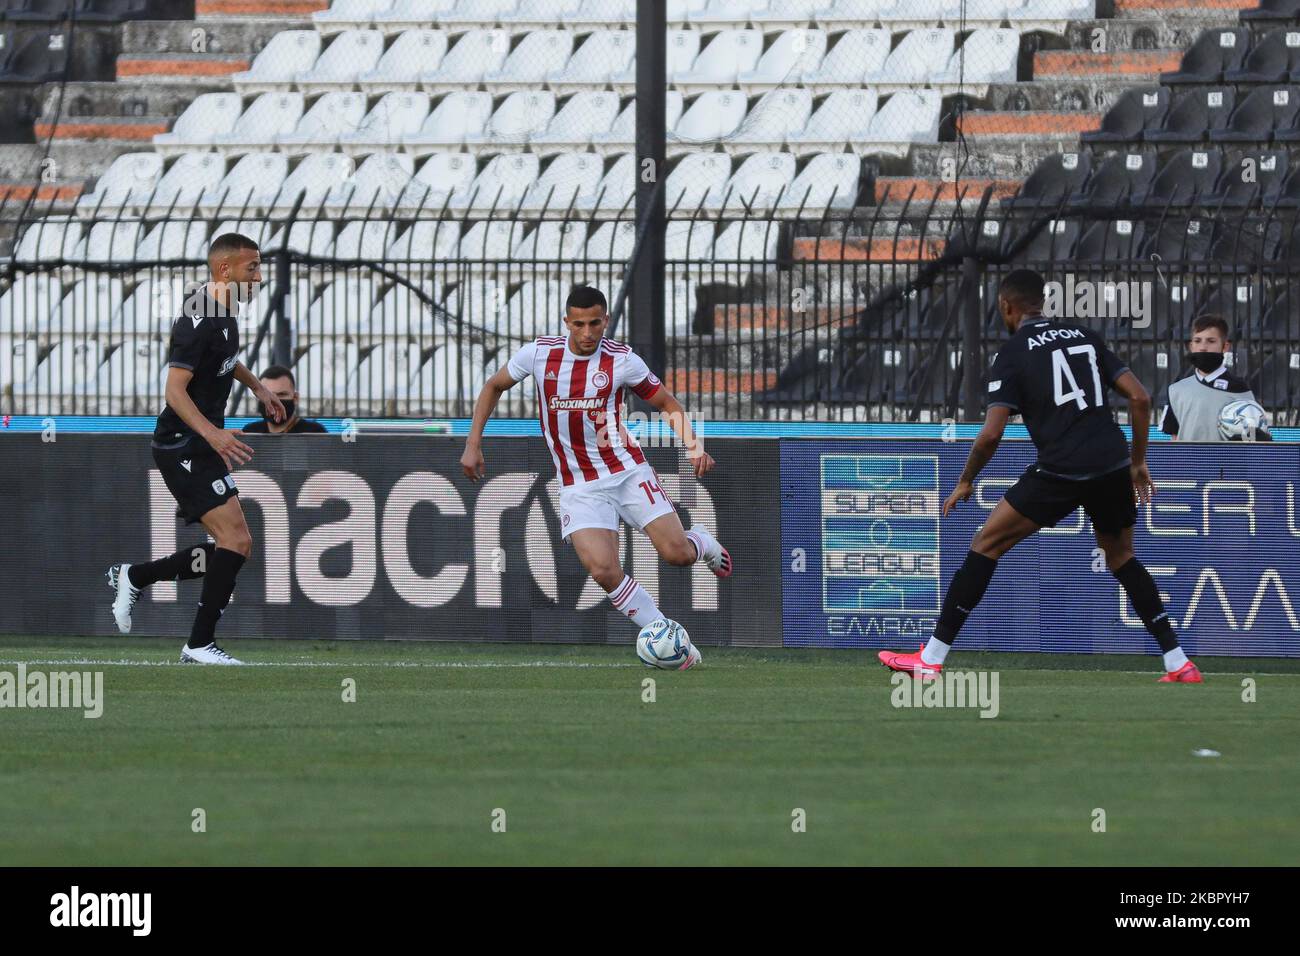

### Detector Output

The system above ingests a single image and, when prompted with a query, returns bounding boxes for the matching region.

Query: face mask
[260,399,295,423]
[1187,352,1224,373]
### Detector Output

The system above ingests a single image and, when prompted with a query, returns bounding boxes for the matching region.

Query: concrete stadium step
[1112,0,1257,15]
[793,236,947,263]
[32,116,171,144]
[704,302,862,334]
[872,177,1021,211]
[195,0,326,15]
[0,142,149,183]
[120,17,313,57]
[1033,49,1184,79]
[116,53,251,81]
[956,111,1102,140]
[663,368,777,398]
[34,81,230,124]
[0,182,83,204]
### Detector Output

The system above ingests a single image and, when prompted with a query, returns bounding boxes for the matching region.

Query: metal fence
[2,180,1299,423]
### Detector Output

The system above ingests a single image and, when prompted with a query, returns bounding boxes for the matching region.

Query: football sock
[684,527,719,564]
[932,550,999,647]
[921,637,950,667]
[188,548,246,649]
[128,543,215,588]
[1163,648,1190,672]
[608,574,663,630]
[1113,557,1181,654]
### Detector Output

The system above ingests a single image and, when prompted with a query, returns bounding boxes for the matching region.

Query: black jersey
[986,315,1133,479]
[153,288,240,448]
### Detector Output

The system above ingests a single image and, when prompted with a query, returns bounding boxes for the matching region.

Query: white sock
[921,637,950,666]
[609,575,663,629]
[685,526,719,563]
[1163,648,1189,672]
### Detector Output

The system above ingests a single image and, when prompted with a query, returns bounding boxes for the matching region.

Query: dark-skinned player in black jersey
[880,269,1202,683]
[106,233,285,664]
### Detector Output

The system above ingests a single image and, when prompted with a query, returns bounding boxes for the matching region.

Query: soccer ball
[636,618,692,669]
[1217,400,1270,441]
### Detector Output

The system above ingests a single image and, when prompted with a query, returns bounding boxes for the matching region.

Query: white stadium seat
[402,91,494,154]
[530,91,621,154]
[385,221,461,263]
[394,153,478,210]
[505,0,583,26]
[333,220,403,260]
[667,0,708,28]
[584,152,635,212]
[295,29,385,91]
[931,28,1020,94]
[874,0,947,30]
[373,0,456,31]
[232,31,322,94]
[409,342,488,407]
[1009,0,1097,37]
[510,220,588,263]
[570,0,635,28]
[712,220,780,282]
[76,153,163,214]
[304,276,380,337]
[505,281,567,338]
[611,30,701,92]
[464,91,556,152]
[90,339,166,414]
[215,219,277,249]
[857,89,942,157]
[723,88,812,151]
[153,93,242,156]
[665,219,715,258]
[802,28,889,94]
[0,336,41,396]
[591,91,683,156]
[108,278,189,336]
[458,220,529,263]
[519,152,604,212]
[348,343,422,412]
[313,0,393,34]
[266,221,336,257]
[674,29,764,95]
[670,90,748,150]
[371,284,446,339]
[324,152,415,211]
[0,274,62,333]
[737,28,826,94]
[585,220,634,259]
[135,221,209,261]
[50,276,124,331]
[690,0,772,30]
[940,0,1009,27]
[777,153,861,214]
[865,28,955,92]
[149,153,226,210]
[14,217,83,261]
[197,152,289,215]
[359,29,448,91]
[338,92,431,155]
[787,89,878,155]
[276,92,368,152]
[548,31,635,93]
[212,92,304,155]
[481,31,574,94]
[13,339,103,412]
[665,152,731,212]
[271,153,356,212]
[438,0,522,30]
[750,0,822,32]
[420,29,511,93]
[720,151,797,212]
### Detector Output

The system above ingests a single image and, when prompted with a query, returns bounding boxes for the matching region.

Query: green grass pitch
[1,636,1297,865]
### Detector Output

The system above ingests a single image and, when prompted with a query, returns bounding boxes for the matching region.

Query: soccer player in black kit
[880,269,1202,683]
[106,233,285,664]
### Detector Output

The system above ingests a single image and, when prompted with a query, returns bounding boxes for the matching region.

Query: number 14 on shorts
[639,478,667,504]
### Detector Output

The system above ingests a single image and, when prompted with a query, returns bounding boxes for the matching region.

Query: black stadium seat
[1133,148,1223,206]
[1209,148,1289,206]
[1003,218,1082,262]
[1139,218,1215,262]
[1161,28,1252,85]
[1275,166,1300,205]
[1241,0,1300,22]
[1067,149,1157,210]
[1081,87,1169,144]
[1196,282,1264,335]
[1211,86,1300,143]
[1259,288,1298,337]
[1074,219,1144,262]
[1144,87,1235,143]
[0,30,69,83]
[1224,28,1300,83]
[1209,217,1290,262]
[1004,151,1091,210]
[1248,349,1300,421]
[4,0,75,20]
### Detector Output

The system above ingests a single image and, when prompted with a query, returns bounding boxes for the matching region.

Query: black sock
[1113,556,1179,653]
[933,550,999,646]
[128,543,216,588]
[188,548,246,649]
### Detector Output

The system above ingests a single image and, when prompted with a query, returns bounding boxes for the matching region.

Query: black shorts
[152,439,239,524]
[1003,463,1136,534]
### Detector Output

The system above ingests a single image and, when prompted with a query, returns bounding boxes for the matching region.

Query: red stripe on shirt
[566,359,599,482]
[543,346,575,486]
[616,385,646,465]
[594,351,625,474]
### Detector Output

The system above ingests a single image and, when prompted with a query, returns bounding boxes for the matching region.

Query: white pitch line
[0,658,633,669]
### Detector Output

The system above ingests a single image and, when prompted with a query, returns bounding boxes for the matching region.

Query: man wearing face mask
[241,365,326,434]
[1160,315,1271,442]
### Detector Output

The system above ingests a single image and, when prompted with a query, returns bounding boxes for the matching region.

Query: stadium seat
[49,275,124,332]
[88,339,166,415]
[1209,149,1289,206]
[665,220,716,260]
[275,91,367,152]
[1081,87,1169,144]
[1210,86,1300,143]
[13,217,82,262]
[270,153,355,212]
[1225,27,1300,83]
[749,0,822,33]
[347,346,422,411]
[197,152,290,215]
[447,153,541,212]
[438,0,520,29]
[1243,0,1300,20]
[385,220,461,264]
[402,91,494,153]
[1197,282,1262,336]
[720,151,797,213]
[735,28,826,95]
[323,152,414,211]
[1067,150,1157,210]
[590,91,684,156]
[464,91,556,151]
[333,220,403,260]
[712,220,780,272]
[504,280,569,338]
[1248,349,1300,421]
[931,29,1020,92]
[1073,219,1143,262]
[371,284,446,339]
[670,90,748,147]
[313,0,393,34]
[13,339,103,413]
[510,220,588,265]
[801,28,890,94]
[134,222,208,263]
[1212,217,1291,263]
[666,0,708,27]
[0,274,61,335]
[305,276,380,337]
[1143,87,1234,143]
[150,152,226,210]
[106,278,187,336]
[777,153,861,214]
[585,153,635,212]
[938,0,1007,27]
[519,152,604,212]
[459,220,528,266]
[1006,0,1097,37]
[856,90,941,157]
[786,89,878,156]
[295,29,385,90]
[530,91,621,154]
[568,0,635,28]
[1132,148,1222,207]
[0,334,40,396]
[371,0,456,29]
[1161,27,1251,85]
[359,29,447,91]
[1003,218,1081,261]
[232,32,322,94]
[420,30,510,93]
[815,0,931,29]
[0,29,69,84]
[1138,218,1214,263]
[689,0,771,29]
[585,220,635,260]
[75,152,163,214]
[674,29,763,95]
[393,153,478,210]
[481,29,574,93]
[723,88,812,151]
[864,28,954,92]
[547,30,635,92]
[337,92,431,155]
[1258,288,1298,338]
[214,219,276,249]
[213,92,305,155]
[152,93,242,156]
[1276,165,1300,206]
[505,0,584,27]
[665,152,731,212]
[409,343,488,407]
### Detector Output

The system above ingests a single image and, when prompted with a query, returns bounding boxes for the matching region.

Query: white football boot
[106,564,142,634]
[678,641,703,670]
[689,524,732,578]
[180,643,244,665]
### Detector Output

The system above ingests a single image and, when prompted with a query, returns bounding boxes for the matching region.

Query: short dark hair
[1192,314,1230,341]
[565,284,607,313]
[999,269,1046,312]
[209,232,259,260]
[259,364,295,387]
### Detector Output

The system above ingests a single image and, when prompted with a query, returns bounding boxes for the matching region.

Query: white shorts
[559,464,676,540]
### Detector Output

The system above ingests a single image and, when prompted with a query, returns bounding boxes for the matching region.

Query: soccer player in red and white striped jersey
[460,286,730,660]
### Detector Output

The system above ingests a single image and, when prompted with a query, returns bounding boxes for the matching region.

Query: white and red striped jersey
[506,336,663,488]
